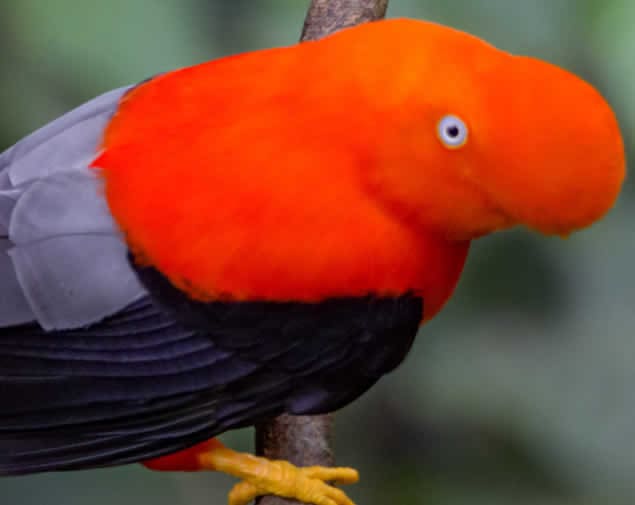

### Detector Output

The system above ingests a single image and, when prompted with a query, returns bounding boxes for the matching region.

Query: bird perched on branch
[0,18,624,505]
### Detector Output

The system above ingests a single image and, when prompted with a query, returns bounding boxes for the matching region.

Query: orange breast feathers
[94,19,624,320]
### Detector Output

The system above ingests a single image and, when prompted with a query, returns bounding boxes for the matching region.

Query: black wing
[0,289,422,475]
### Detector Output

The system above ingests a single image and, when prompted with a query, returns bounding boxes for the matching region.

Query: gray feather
[0,195,15,235]
[9,235,145,331]
[0,84,148,330]
[10,171,116,244]
[0,87,132,186]
[0,170,10,189]
[0,239,34,325]
[0,171,19,234]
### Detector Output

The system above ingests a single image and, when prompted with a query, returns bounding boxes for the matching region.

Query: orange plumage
[1,17,625,505]
[95,19,623,320]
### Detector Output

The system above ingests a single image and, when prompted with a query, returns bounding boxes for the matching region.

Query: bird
[0,17,625,505]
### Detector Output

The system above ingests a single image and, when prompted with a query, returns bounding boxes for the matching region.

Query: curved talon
[227,481,259,505]
[300,466,359,485]
[198,446,357,505]
[149,441,360,505]
[226,463,358,505]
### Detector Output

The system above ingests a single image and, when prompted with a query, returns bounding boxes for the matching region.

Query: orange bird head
[97,18,625,308]
[347,19,626,240]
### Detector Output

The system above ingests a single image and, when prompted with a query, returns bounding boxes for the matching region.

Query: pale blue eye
[437,115,468,148]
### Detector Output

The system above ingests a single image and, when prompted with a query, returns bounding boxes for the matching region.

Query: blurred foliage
[0,1,632,505]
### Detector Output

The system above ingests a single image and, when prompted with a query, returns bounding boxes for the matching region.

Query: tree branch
[301,0,389,41]
[255,1,389,504]
[256,414,335,470]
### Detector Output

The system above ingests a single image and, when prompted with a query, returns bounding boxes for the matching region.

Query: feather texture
[0,85,144,330]
[0,239,33,325]
[0,294,422,475]
[0,87,132,186]
[9,235,145,330]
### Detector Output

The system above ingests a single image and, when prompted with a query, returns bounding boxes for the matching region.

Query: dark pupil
[446,125,460,138]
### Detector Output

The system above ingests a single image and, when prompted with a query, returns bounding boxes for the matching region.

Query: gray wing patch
[10,171,116,244]
[9,236,144,331]
[0,239,33,326]
[0,86,132,186]
[0,171,19,234]
[0,85,147,331]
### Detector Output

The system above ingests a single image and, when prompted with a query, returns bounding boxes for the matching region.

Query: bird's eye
[437,115,468,149]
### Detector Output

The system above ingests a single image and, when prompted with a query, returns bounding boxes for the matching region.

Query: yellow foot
[199,447,359,505]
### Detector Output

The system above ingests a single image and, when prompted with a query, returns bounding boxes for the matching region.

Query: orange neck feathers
[95,19,623,321]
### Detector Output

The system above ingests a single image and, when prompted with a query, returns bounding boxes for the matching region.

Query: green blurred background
[0,1,633,504]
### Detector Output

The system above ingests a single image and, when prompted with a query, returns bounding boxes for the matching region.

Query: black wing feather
[0,289,422,475]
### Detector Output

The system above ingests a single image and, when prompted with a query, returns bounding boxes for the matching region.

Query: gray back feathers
[0,86,147,330]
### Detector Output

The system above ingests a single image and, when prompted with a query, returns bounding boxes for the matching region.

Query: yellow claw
[199,447,359,505]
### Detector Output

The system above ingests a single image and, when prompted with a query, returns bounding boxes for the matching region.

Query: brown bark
[255,2,389,504]
[301,0,389,41]
[256,414,335,468]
